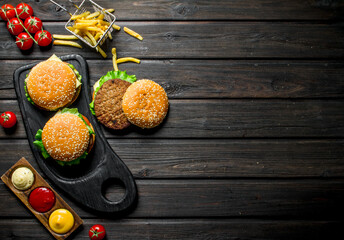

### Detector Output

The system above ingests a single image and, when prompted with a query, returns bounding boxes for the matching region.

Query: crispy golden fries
[53,34,78,40]
[124,27,143,40]
[62,8,143,58]
[116,57,141,64]
[112,48,119,71]
[53,40,82,49]
[68,9,114,53]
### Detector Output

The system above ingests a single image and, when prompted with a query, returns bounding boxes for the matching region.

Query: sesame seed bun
[42,112,94,162]
[94,79,131,130]
[122,79,169,128]
[26,60,80,111]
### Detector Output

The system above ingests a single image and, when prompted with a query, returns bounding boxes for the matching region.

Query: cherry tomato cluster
[0,3,52,50]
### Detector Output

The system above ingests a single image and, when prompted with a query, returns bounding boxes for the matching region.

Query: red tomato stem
[14,8,37,44]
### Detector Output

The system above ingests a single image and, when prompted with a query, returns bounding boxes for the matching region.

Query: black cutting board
[13,54,137,213]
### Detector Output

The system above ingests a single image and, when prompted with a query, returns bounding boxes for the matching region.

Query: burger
[89,70,136,130]
[33,108,95,166]
[24,54,82,111]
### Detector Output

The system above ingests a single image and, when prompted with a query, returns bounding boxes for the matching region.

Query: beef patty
[94,78,131,130]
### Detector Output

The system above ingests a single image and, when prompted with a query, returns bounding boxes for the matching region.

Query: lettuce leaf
[33,129,50,159]
[68,63,82,88]
[24,80,35,106]
[89,70,136,115]
[56,151,88,166]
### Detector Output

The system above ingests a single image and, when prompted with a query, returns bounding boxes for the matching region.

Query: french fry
[83,36,106,58]
[75,22,96,28]
[70,11,90,20]
[83,36,93,46]
[75,19,99,24]
[123,27,143,40]
[112,24,121,31]
[73,29,81,35]
[112,48,118,71]
[53,34,78,40]
[116,57,141,64]
[97,13,104,20]
[99,20,110,26]
[85,31,97,46]
[97,46,107,58]
[107,31,113,40]
[94,32,103,41]
[106,8,115,13]
[85,11,100,19]
[53,40,82,49]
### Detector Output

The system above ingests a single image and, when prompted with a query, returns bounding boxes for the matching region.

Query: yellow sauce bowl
[49,209,74,234]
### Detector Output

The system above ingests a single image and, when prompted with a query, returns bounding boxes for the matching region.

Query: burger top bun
[122,79,169,128]
[26,59,78,111]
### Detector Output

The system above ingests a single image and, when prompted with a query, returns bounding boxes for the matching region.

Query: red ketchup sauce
[29,187,56,213]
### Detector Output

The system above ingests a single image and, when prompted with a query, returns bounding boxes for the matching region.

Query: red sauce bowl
[29,187,56,213]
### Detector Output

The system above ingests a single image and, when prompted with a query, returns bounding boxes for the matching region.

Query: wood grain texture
[1,99,343,138]
[9,0,344,21]
[1,22,344,60]
[0,219,342,240]
[0,139,344,178]
[1,179,344,218]
[1,158,83,240]
[2,60,344,99]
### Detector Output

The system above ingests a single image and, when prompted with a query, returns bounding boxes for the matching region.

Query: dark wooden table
[1,0,344,239]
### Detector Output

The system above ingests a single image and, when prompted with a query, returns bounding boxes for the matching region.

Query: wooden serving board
[1,157,83,240]
[13,54,137,213]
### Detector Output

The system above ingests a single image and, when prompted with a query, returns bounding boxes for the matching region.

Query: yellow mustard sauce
[11,167,34,190]
[49,209,74,234]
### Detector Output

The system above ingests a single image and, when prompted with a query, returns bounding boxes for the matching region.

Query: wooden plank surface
[0,0,343,239]
[1,60,344,99]
[1,179,344,218]
[0,219,342,240]
[1,139,344,178]
[1,22,344,60]
[1,99,343,139]
[12,0,344,21]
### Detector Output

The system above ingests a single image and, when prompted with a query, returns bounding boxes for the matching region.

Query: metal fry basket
[65,0,116,48]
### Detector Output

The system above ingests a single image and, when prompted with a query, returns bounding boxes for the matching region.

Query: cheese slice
[47,54,62,62]
[93,79,100,92]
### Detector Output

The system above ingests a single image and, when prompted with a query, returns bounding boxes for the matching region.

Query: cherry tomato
[0,4,15,21]
[0,111,17,128]
[16,32,33,50]
[34,30,52,47]
[7,18,24,35]
[24,16,42,34]
[89,224,106,240]
[16,3,33,20]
